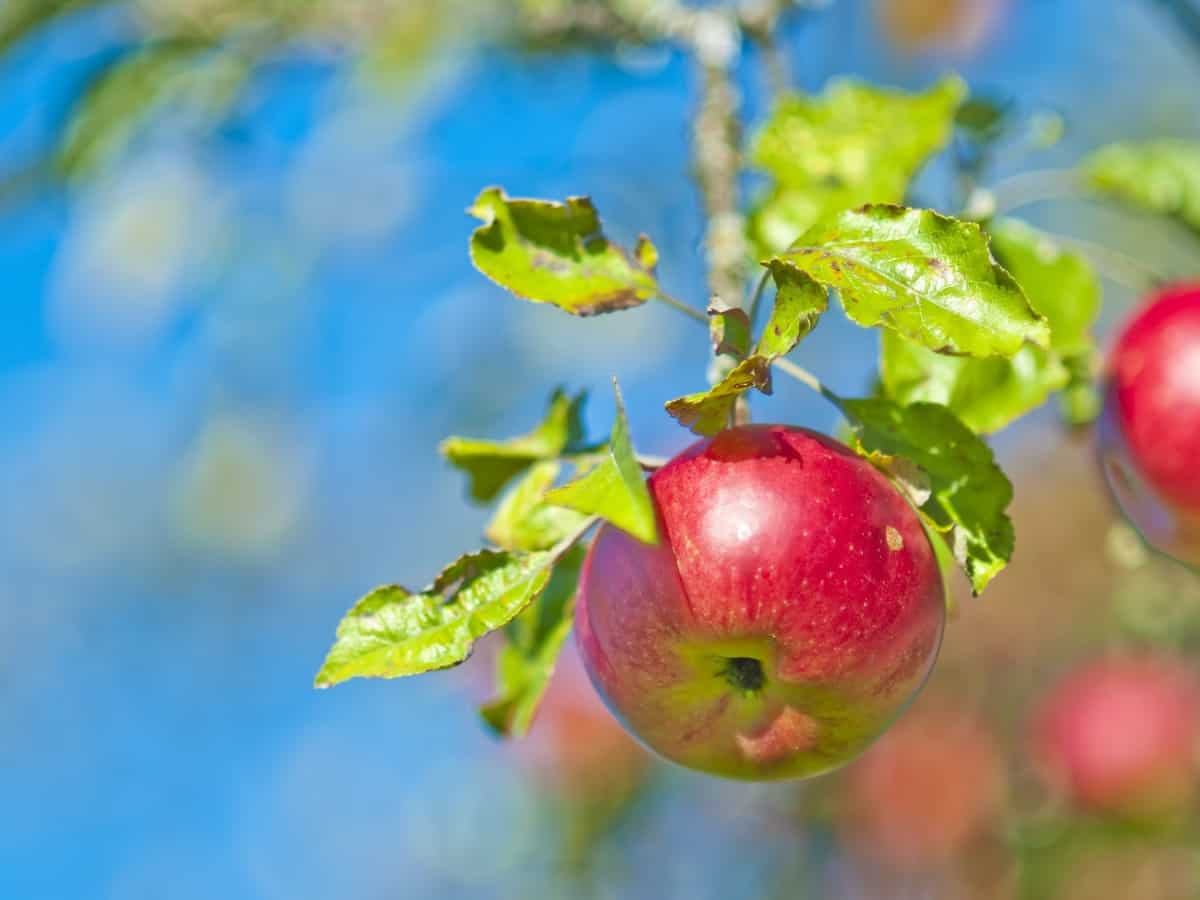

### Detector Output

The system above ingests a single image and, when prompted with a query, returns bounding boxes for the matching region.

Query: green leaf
[1082,140,1200,234]
[58,40,250,180]
[989,218,1100,357]
[665,357,771,436]
[880,333,1066,434]
[923,519,959,618]
[772,205,1049,357]
[708,298,752,358]
[748,76,965,254]
[666,268,827,436]
[880,218,1100,433]
[486,461,589,552]
[545,379,656,543]
[467,187,660,315]
[441,388,586,503]
[480,546,584,736]
[0,0,108,57]
[315,549,555,688]
[835,396,1015,594]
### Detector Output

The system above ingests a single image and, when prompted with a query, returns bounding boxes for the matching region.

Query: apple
[841,708,1006,869]
[574,424,946,781]
[1030,656,1200,818]
[1098,283,1200,567]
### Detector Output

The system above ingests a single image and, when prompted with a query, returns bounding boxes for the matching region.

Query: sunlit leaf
[836,396,1015,594]
[1083,140,1200,234]
[480,545,583,736]
[315,549,555,687]
[468,187,660,315]
[666,269,827,436]
[546,379,656,543]
[486,461,589,552]
[771,205,1049,357]
[441,388,587,503]
[748,77,964,253]
[879,218,1099,432]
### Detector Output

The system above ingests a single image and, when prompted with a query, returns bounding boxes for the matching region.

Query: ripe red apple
[841,708,1006,869]
[1030,656,1200,818]
[1098,283,1200,567]
[575,425,946,780]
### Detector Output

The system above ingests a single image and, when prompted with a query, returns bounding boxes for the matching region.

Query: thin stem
[1143,0,1200,60]
[987,168,1086,216]
[548,515,601,561]
[747,268,773,329]
[636,454,669,471]
[655,291,709,324]
[1040,230,1168,292]
[771,356,828,397]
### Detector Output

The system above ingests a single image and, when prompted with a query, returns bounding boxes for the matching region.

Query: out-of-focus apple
[841,708,1007,869]
[519,644,649,799]
[576,425,946,781]
[1098,283,1200,568]
[875,0,1008,56]
[1030,656,1200,818]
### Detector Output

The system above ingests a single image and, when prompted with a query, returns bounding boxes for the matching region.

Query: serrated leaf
[480,546,583,736]
[468,187,660,315]
[748,77,964,254]
[708,298,752,358]
[879,218,1099,433]
[772,205,1049,357]
[545,379,656,543]
[441,388,586,503]
[835,396,1015,594]
[315,549,555,688]
[486,461,589,552]
[1083,140,1200,234]
[667,270,827,436]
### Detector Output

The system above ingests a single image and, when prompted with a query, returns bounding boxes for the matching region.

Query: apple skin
[1030,656,1200,818]
[1099,283,1200,567]
[574,425,946,781]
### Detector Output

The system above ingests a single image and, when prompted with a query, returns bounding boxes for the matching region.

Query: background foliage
[3,1,1200,898]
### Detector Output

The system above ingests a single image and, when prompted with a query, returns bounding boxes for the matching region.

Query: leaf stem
[746,267,773,328]
[548,515,600,562]
[986,168,1085,216]
[656,291,710,324]
[1039,230,1169,292]
[771,356,831,398]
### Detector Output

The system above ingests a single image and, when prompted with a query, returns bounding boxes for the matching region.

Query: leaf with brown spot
[666,271,827,436]
[468,187,660,316]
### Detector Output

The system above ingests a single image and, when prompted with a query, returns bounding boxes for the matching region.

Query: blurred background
[3,1,1200,897]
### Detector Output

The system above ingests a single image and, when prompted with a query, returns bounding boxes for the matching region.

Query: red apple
[575,425,946,780]
[1030,656,1200,818]
[1098,283,1200,567]
[841,708,1006,869]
